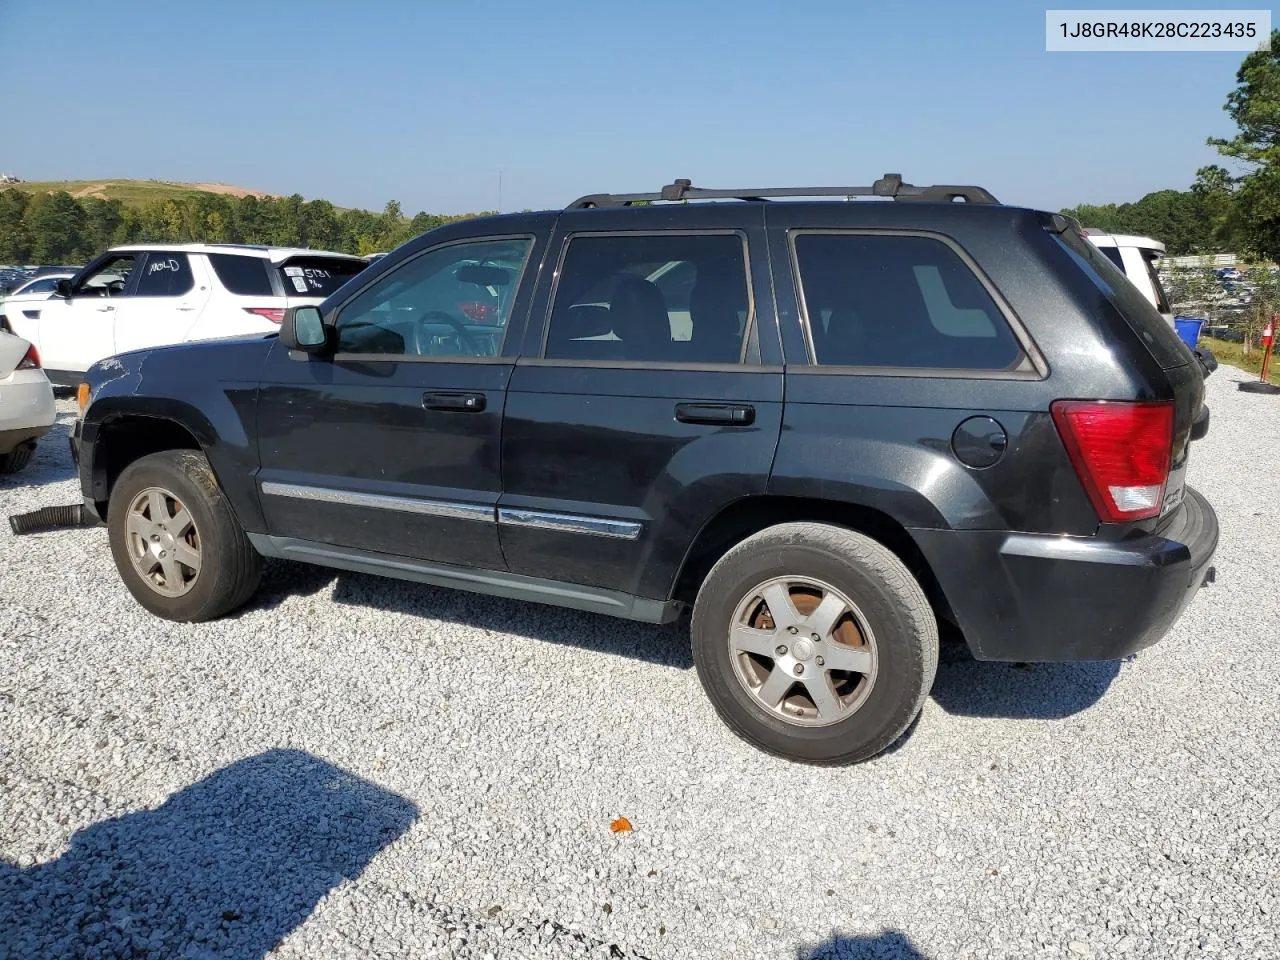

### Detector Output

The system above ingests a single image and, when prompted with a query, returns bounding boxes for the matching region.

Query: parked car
[5,244,368,385]
[1083,231,1175,327]
[0,329,56,474]
[72,175,1218,764]
[0,271,77,333]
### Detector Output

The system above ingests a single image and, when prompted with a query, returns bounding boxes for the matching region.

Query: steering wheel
[415,310,482,356]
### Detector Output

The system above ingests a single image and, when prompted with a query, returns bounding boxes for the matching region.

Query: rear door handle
[95,305,114,313]
[423,390,486,412]
[675,402,755,426]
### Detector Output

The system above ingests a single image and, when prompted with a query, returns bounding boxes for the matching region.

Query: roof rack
[567,173,999,209]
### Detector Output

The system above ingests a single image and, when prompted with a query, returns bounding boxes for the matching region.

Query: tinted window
[1099,246,1125,271]
[15,277,61,295]
[74,255,138,298]
[276,257,367,298]
[335,237,532,358]
[792,234,1024,370]
[209,254,274,296]
[546,234,750,364]
[135,253,195,297]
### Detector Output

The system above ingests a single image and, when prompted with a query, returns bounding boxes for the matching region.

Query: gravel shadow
[326,570,695,669]
[0,748,417,959]
[928,640,1122,719]
[798,930,929,959]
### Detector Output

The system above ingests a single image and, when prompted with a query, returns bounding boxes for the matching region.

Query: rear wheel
[691,522,938,765]
[107,450,262,621]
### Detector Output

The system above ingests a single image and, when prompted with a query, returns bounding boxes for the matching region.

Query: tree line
[1063,32,1280,261]
[0,189,495,266]
[3,33,1277,268]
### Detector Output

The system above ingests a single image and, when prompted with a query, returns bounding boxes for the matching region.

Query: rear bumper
[911,487,1219,662]
[0,423,53,455]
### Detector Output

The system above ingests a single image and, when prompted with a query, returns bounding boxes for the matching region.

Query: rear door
[255,229,545,568]
[112,251,214,354]
[498,205,785,601]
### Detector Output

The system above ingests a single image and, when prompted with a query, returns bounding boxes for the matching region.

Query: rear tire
[691,522,938,765]
[107,450,262,621]
[0,443,35,474]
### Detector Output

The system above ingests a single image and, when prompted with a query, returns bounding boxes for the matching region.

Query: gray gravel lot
[1,368,1277,960]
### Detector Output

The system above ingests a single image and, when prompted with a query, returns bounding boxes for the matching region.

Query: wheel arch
[671,495,958,634]
[87,413,206,518]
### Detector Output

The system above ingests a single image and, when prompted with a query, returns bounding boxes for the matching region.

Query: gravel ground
[1,368,1277,960]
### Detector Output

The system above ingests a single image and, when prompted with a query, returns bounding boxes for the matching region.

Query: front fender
[80,341,270,532]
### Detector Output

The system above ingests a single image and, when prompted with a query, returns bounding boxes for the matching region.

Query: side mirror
[54,278,73,299]
[280,305,330,356]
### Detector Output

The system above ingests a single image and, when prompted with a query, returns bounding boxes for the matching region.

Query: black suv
[72,175,1218,764]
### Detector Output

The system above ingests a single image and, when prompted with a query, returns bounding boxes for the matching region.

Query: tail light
[1051,400,1174,522]
[244,307,285,324]
[17,344,40,369]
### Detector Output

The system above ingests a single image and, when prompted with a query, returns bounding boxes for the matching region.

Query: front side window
[74,255,138,298]
[134,253,195,297]
[792,233,1024,370]
[334,237,532,358]
[545,233,751,364]
[16,277,61,295]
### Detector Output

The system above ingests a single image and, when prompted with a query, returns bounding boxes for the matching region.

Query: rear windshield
[276,256,367,298]
[1054,229,1190,369]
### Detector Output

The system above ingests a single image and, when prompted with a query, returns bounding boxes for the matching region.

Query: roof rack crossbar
[567,174,998,209]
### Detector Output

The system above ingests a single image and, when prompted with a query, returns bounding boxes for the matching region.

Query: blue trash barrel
[1174,316,1204,349]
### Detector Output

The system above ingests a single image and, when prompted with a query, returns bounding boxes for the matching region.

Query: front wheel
[107,450,263,621]
[691,522,938,765]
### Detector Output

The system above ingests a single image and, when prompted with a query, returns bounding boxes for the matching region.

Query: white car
[5,244,369,386]
[1083,231,1174,328]
[0,272,77,334]
[0,330,56,474]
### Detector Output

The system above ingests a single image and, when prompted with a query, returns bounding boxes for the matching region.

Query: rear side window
[545,233,751,364]
[792,233,1024,370]
[1099,247,1125,271]
[209,254,273,296]
[276,257,367,298]
[135,253,195,297]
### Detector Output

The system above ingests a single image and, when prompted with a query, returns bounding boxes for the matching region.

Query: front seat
[688,274,744,363]
[608,277,672,361]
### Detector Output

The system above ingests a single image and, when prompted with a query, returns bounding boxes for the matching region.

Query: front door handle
[423,390,486,412]
[95,305,114,313]
[675,402,755,426]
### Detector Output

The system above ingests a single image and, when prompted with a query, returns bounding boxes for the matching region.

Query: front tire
[691,522,938,765]
[107,450,262,621]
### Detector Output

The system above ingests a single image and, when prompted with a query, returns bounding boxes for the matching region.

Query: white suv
[6,244,369,385]
[1083,231,1174,328]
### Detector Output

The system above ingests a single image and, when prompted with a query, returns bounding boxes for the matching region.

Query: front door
[499,207,785,602]
[255,233,541,569]
[39,253,141,382]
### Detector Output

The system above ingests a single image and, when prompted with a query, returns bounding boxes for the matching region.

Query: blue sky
[0,0,1252,215]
